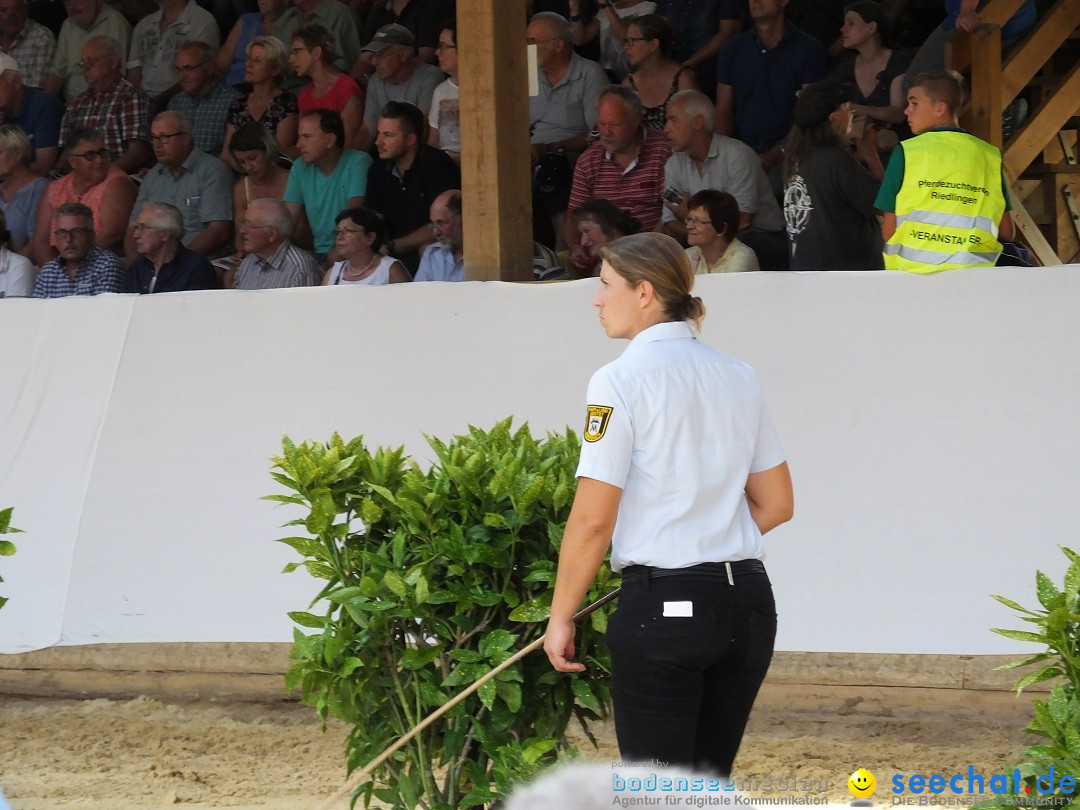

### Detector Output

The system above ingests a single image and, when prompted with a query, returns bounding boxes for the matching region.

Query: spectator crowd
[0,0,1040,298]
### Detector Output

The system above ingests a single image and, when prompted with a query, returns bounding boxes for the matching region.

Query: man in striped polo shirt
[564,85,671,264]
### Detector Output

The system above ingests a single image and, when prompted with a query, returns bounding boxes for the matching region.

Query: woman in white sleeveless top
[322,207,410,286]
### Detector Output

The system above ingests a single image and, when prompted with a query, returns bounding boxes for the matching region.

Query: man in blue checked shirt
[32,202,121,298]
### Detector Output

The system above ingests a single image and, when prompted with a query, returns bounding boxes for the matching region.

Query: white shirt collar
[629,320,694,348]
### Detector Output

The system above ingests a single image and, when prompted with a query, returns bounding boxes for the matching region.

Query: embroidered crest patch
[584,405,614,443]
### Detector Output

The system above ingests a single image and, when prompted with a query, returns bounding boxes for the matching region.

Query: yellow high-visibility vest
[884,131,1006,273]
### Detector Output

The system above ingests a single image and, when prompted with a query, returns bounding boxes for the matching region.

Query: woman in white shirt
[544,232,793,776]
[0,209,35,298]
[323,207,410,286]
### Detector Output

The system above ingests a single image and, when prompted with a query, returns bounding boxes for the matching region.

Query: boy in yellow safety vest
[874,70,1015,273]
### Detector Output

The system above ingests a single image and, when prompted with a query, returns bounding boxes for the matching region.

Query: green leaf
[1036,571,1064,610]
[478,679,497,710]
[509,595,551,623]
[495,680,522,713]
[991,628,1047,644]
[992,594,1038,615]
[1014,666,1064,693]
[522,738,558,764]
[995,653,1052,670]
[414,575,429,605]
[479,629,517,657]
[571,678,599,711]
[1047,685,1069,725]
[401,645,442,671]
[288,611,326,629]
[0,540,15,557]
[383,571,407,598]
[327,586,367,604]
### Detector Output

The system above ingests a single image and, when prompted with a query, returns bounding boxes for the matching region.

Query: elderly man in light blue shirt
[414,189,463,283]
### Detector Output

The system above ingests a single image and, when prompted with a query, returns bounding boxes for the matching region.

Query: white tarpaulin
[1,268,1078,654]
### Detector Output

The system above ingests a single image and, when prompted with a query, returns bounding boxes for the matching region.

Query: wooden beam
[945,0,1022,74]
[1001,0,1080,107]
[961,25,1002,144]
[1008,182,1061,266]
[1004,59,1080,178]
[458,0,534,281]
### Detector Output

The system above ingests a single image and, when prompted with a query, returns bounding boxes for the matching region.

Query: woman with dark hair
[829,1,911,140]
[569,198,641,276]
[782,81,884,271]
[0,208,36,298]
[545,230,792,777]
[621,14,697,131]
[229,123,292,255]
[322,207,410,285]
[290,24,364,151]
[222,36,299,161]
[684,190,759,274]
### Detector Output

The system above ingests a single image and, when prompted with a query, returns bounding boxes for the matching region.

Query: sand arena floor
[0,684,1035,809]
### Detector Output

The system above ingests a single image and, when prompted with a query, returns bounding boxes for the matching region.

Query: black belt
[621,559,766,587]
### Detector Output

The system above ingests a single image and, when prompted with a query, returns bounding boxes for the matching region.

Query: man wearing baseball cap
[0,53,63,173]
[356,23,441,151]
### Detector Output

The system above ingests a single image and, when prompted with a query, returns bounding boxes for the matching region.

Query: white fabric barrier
[1,268,1078,655]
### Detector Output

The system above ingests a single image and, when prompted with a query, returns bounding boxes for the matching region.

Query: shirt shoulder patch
[584,404,614,443]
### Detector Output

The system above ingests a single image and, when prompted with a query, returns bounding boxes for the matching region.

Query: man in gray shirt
[124,109,232,260]
[661,89,788,270]
[357,24,442,151]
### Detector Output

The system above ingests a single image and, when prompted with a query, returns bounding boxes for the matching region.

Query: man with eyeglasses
[122,202,217,293]
[661,89,787,270]
[427,22,460,162]
[58,35,150,174]
[32,202,122,298]
[414,189,462,282]
[166,41,240,156]
[355,0,452,80]
[356,24,442,152]
[125,109,233,260]
[0,53,63,174]
[127,0,219,106]
[44,0,131,100]
[526,12,607,246]
[231,198,320,289]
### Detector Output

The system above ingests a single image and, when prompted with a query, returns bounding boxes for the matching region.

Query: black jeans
[606,565,777,776]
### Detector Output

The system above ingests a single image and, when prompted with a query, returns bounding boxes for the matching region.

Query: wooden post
[960,25,1002,146]
[457,0,535,281]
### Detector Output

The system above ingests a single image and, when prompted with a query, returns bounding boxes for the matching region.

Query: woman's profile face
[684,206,718,248]
[288,40,313,77]
[593,260,641,340]
[623,24,656,67]
[840,11,876,49]
[334,219,374,259]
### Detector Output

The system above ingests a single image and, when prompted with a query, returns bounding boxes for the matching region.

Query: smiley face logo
[848,768,876,799]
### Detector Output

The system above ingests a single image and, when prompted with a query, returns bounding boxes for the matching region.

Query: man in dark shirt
[355,0,453,79]
[715,0,826,186]
[123,202,217,293]
[365,100,460,275]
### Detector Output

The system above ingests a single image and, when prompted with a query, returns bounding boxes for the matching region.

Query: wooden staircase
[947,0,1080,265]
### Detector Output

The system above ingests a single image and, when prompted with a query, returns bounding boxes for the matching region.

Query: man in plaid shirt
[32,202,122,298]
[59,35,150,174]
[166,41,239,157]
[0,0,56,90]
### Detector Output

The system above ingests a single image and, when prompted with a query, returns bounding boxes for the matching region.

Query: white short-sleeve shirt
[576,320,785,571]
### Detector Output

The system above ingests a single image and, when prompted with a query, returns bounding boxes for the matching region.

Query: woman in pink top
[290,24,364,150]
[29,128,137,266]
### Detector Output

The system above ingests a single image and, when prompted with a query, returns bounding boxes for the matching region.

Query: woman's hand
[544,616,585,672]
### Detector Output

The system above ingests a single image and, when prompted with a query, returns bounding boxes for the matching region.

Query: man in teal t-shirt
[283,109,371,260]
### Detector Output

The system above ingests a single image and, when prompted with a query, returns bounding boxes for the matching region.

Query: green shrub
[0,507,22,611]
[990,545,1080,805]
[267,419,617,809]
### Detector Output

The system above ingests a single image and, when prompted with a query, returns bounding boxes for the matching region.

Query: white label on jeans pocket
[662,601,693,617]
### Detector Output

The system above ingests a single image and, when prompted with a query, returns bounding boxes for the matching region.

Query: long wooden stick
[313,588,621,810]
